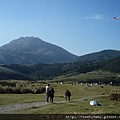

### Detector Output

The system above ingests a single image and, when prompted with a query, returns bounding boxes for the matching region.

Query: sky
[0,0,120,56]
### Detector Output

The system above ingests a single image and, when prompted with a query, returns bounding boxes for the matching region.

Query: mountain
[0,36,78,64]
[77,49,120,62]
[0,65,31,80]
[102,56,120,73]
[0,56,120,81]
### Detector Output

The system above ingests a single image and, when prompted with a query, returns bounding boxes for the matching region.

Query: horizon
[0,36,119,57]
[0,0,120,56]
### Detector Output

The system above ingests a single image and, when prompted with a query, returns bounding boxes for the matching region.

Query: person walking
[50,87,55,103]
[64,89,71,101]
[46,84,50,102]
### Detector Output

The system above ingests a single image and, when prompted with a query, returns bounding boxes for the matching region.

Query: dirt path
[0,95,107,113]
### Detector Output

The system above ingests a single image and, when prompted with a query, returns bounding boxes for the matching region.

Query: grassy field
[0,82,120,114]
[52,70,118,83]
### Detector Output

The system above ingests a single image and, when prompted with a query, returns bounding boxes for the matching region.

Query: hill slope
[102,56,120,73]
[0,65,30,80]
[0,56,120,81]
[77,49,120,61]
[0,37,78,64]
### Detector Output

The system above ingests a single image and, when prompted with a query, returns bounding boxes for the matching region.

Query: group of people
[45,84,71,103]
[46,84,55,103]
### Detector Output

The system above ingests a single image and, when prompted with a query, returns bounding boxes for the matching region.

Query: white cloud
[85,14,105,20]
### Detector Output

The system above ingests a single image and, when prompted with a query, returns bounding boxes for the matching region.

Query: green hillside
[0,56,120,85]
[102,56,120,73]
[0,65,31,80]
[77,50,120,61]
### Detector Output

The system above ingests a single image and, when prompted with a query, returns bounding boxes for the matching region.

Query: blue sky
[0,0,120,56]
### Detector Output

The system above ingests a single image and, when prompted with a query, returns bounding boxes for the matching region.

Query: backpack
[65,90,71,96]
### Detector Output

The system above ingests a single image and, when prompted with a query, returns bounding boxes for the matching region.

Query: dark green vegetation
[0,80,45,94]
[0,36,119,86]
[77,49,120,61]
[0,56,120,85]
[0,36,119,85]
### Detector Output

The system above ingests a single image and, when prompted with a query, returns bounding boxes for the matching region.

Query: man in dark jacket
[50,87,55,103]
[64,89,71,101]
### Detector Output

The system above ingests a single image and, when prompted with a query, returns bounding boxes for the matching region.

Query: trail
[0,95,107,113]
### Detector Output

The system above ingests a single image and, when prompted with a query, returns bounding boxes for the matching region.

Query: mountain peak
[0,36,78,64]
[16,36,43,42]
[10,36,43,45]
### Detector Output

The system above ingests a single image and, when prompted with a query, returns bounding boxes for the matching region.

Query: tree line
[0,57,120,82]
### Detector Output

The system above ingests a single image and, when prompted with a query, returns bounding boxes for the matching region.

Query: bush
[22,88,33,94]
[4,87,14,93]
[109,93,120,101]
[35,87,45,94]
[0,81,16,87]
[0,86,15,94]
[14,88,22,94]
[0,80,46,94]
[0,87,5,93]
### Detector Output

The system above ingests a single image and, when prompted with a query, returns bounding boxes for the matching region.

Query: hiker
[84,85,88,89]
[46,84,50,102]
[64,89,71,101]
[50,87,55,103]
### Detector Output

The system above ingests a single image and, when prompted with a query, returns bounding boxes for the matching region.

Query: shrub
[0,87,5,93]
[0,81,16,87]
[22,88,33,94]
[4,87,14,93]
[0,80,46,94]
[35,87,45,94]
[109,93,120,101]
[0,86,14,94]
[14,88,22,94]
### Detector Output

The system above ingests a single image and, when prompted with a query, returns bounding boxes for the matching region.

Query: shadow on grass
[55,95,64,98]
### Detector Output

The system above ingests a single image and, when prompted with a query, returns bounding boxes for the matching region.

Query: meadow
[0,81,120,114]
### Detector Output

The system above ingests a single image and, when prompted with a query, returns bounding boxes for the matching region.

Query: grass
[0,94,44,106]
[3,96,120,114]
[0,82,120,114]
[40,96,120,114]
[53,70,117,82]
